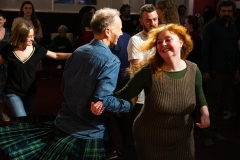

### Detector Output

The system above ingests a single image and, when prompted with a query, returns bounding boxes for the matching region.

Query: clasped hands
[90,101,210,129]
[91,101,104,115]
[91,97,137,115]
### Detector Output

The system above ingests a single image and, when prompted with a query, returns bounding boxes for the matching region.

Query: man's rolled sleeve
[93,60,132,113]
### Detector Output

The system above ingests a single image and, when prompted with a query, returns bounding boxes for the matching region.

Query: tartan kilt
[0,116,106,160]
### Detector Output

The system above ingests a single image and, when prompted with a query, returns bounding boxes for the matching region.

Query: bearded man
[200,0,240,146]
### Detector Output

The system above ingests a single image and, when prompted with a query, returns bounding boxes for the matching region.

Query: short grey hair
[91,8,120,34]
[58,25,68,33]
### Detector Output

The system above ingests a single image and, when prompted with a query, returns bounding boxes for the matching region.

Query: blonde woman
[0,23,71,118]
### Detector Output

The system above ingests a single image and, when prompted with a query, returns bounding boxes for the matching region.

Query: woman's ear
[180,40,183,47]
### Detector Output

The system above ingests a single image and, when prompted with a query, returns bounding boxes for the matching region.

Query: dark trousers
[104,78,131,153]
[123,103,143,160]
[114,77,142,159]
[204,70,235,137]
[114,77,131,147]
[232,83,240,131]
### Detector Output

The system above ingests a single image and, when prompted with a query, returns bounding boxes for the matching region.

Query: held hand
[196,113,210,128]
[90,101,104,115]
[202,73,211,83]
[131,97,137,107]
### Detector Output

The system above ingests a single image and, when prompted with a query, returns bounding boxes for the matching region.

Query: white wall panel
[0,0,52,12]
[0,0,193,14]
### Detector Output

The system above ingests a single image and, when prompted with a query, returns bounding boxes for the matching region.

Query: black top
[0,44,47,96]
[121,18,135,36]
[200,19,239,73]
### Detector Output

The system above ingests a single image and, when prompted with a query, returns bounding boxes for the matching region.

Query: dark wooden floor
[0,68,240,160]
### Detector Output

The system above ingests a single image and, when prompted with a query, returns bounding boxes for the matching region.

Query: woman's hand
[90,101,105,115]
[131,97,137,107]
[196,113,210,128]
[196,106,210,128]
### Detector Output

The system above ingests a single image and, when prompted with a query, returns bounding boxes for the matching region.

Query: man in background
[120,4,135,36]
[200,0,239,147]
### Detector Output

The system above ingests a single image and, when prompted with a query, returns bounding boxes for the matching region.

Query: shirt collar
[90,39,109,49]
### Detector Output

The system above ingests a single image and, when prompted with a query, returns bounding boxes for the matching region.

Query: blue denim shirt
[54,39,132,139]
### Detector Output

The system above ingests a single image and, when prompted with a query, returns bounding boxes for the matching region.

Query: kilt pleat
[0,116,106,160]
[39,131,79,160]
[82,138,106,159]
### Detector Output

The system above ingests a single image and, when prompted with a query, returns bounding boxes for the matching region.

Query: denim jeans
[4,93,36,117]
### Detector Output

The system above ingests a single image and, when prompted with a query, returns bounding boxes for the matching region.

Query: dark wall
[4,11,140,48]
[3,0,220,47]
[5,11,79,46]
[193,0,218,15]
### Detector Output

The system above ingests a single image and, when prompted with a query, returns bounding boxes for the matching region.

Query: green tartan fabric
[0,116,106,160]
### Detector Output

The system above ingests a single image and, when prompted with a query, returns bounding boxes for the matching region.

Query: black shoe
[106,151,118,160]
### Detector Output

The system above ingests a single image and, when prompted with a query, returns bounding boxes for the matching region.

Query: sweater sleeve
[115,65,152,99]
[115,64,207,109]
[195,66,208,108]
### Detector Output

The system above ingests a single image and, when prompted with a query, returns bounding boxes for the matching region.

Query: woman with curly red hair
[92,24,210,159]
